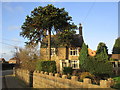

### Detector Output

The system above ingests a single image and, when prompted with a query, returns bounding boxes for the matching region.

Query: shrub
[63,67,73,75]
[36,60,56,73]
[80,72,95,80]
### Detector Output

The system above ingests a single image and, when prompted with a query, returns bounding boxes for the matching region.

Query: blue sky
[1,2,118,60]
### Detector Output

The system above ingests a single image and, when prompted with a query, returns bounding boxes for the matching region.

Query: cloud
[3,2,24,13]
[8,26,20,31]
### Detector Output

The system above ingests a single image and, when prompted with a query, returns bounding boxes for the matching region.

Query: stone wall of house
[15,69,114,88]
[40,47,79,60]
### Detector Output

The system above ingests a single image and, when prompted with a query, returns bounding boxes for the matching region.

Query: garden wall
[15,69,114,88]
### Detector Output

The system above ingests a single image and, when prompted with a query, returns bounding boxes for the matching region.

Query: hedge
[63,67,73,75]
[36,60,56,73]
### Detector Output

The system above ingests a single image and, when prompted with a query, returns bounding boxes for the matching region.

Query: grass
[112,76,120,89]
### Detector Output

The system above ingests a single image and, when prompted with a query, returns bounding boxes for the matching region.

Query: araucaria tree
[20,4,76,60]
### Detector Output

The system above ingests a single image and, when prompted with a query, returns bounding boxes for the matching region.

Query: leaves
[112,37,120,54]
[20,4,77,45]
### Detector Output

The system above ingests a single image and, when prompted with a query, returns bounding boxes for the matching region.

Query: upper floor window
[70,48,79,56]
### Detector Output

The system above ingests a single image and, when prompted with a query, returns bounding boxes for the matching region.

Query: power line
[0,42,20,47]
[82,2,96,24]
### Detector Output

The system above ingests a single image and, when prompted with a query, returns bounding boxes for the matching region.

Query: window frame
[69,48,79,56]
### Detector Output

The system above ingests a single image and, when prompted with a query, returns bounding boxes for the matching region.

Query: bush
[36,60,56,73]
[63,67,73,75]
[80,72,95,80]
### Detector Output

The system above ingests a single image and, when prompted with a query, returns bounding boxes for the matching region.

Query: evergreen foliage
[112,37,120,54]
[20,4,77,60]
[79,43,88,69]
[36,60,56,73]
[79,42,113,77]
[57,30,76,47]
[95,42,109,62]
[63,67,73,75]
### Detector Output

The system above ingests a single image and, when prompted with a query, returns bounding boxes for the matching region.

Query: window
[70,48,79,56]
[51,48,56,56]
[71,60,79,69]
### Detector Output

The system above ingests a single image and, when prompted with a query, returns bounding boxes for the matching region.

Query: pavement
[1,70,29,89]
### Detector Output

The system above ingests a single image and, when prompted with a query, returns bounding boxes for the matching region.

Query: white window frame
[69,48,79,56]
[71,60,79,69]
[46,48,56,56]
[51,48,56,56]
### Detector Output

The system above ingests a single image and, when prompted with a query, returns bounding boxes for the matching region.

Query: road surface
[1,69,27,89]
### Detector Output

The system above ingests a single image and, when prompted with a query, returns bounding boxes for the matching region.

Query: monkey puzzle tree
[20,4,77,60]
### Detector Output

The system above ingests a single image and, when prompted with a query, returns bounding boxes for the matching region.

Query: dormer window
[70,48,79,56]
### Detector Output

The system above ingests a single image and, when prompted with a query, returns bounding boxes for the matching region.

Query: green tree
[57,30,76,59]
[112,37,120,54]
[79,43,88,69]
[96,42,109,62]
[20,4,77,60]
[79,42,113,78]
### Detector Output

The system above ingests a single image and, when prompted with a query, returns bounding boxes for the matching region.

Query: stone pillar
[40,71,44,74]
[100,80,110,88]
[71,76,78,81]
[83,78,91,84]
[55,73,60,77]
[62,75,67,79]
[49,73,53,76]
[107,78,115,87]
[44,72,48,75]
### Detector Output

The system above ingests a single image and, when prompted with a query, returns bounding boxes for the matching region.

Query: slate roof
[41,34,84,48]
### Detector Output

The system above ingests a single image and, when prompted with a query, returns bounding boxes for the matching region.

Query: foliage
[113,76,120,89]
[79,42,113,78]
[56,30,76,47]
[79,43,88,69]
[80,72,95,80]
[15,45,39,72]
[95,42,109,62]
[63,67,73,75]
[36,60,56,73]
[112,37,120,54]
[20,4,77,60]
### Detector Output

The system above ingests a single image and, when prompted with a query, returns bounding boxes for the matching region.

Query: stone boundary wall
[15,69,114,88]
[15,68,31,86]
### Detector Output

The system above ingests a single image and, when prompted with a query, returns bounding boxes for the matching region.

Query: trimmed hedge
[63,67,73,75]
[36,60,56,73]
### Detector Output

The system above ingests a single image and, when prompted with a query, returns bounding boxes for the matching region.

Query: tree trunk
[48,29,51,60]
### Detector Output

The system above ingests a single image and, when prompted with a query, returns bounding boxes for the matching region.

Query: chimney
[79,23,82,36]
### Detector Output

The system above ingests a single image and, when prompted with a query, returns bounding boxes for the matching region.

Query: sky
[1,2,118,61]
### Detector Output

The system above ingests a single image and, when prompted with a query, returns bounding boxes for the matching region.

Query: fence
[14,69,114,88]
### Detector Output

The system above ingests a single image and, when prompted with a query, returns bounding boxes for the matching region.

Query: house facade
[40,24,96,72]
[110,54,120,75]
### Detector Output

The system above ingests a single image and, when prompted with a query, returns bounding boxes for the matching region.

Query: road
[1,69,27,89]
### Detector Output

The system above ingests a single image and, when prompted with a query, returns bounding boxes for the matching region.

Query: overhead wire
[81,2,96,25]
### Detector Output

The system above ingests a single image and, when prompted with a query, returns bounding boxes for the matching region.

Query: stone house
[110,54,120,75]
[40,24,96,72]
